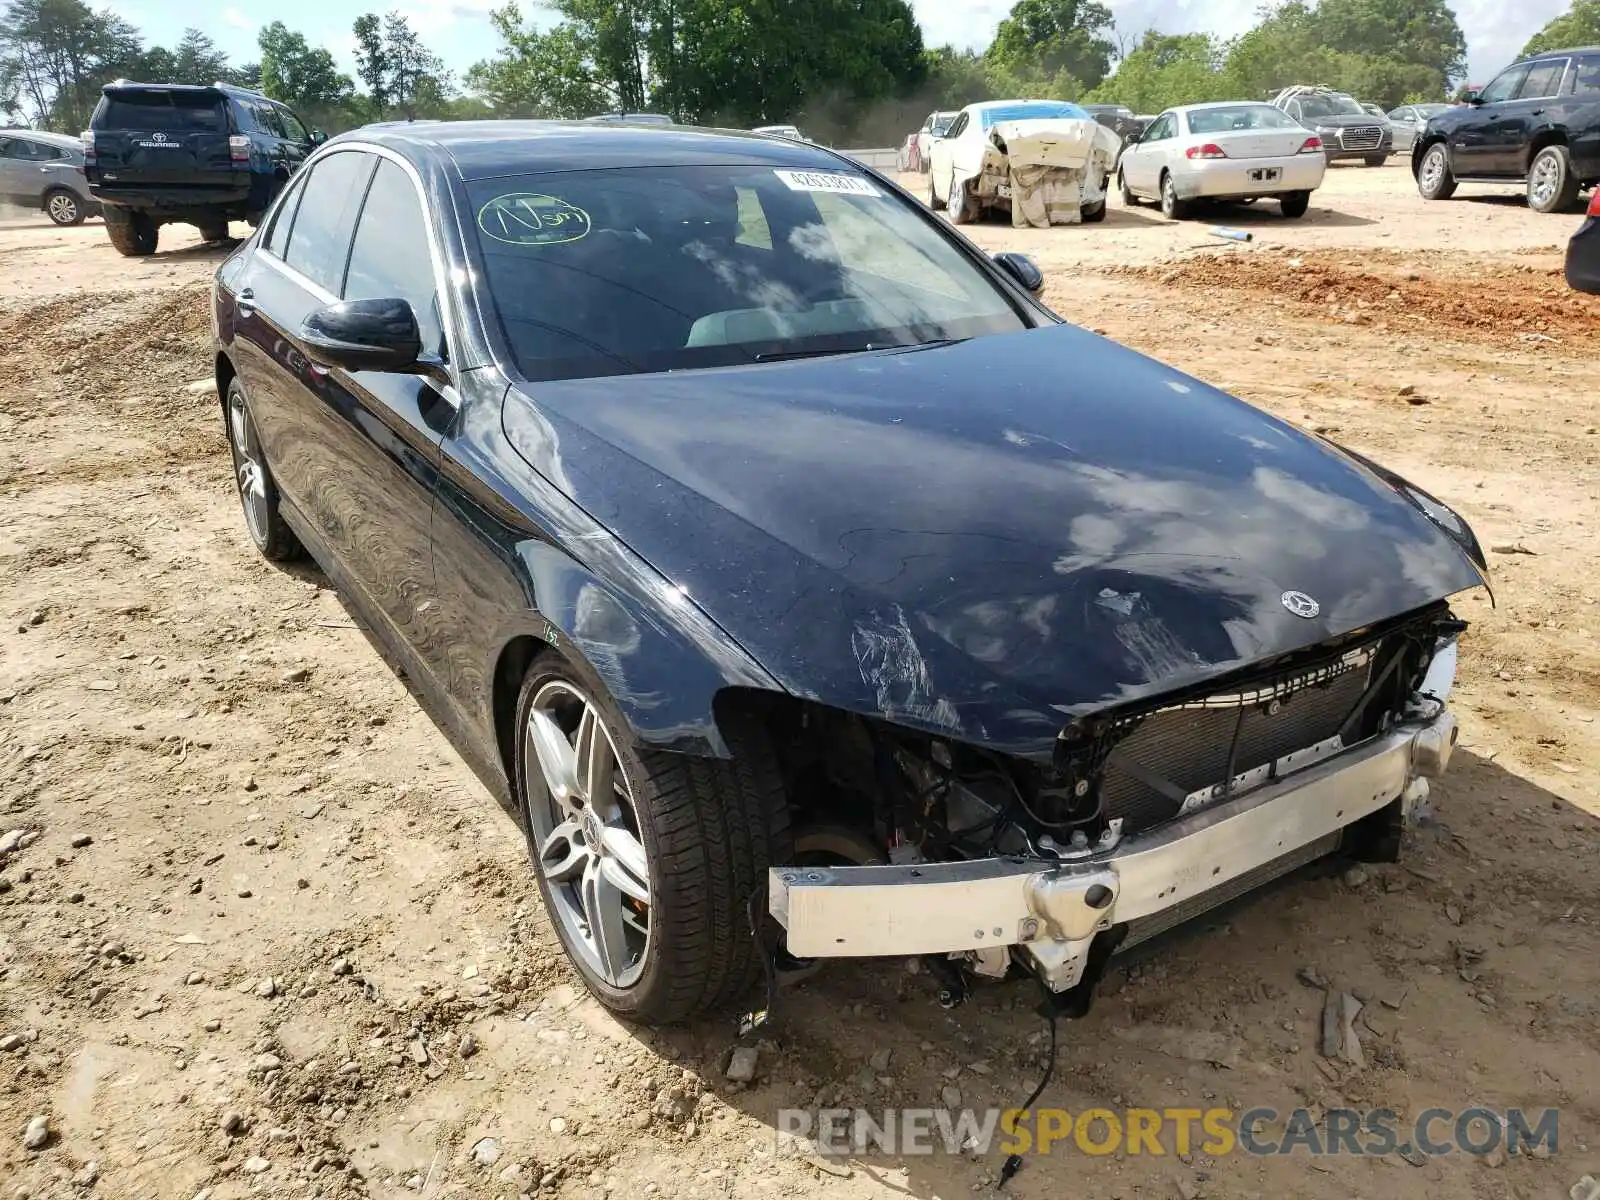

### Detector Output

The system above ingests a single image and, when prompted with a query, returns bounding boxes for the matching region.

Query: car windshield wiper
[753,337,968,363]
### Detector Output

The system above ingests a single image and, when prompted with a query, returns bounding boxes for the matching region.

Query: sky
[105,0,1569,93]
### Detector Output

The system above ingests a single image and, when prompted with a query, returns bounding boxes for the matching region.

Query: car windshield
[1188,105,1302,133]
[467,164,1027,382]
[97,90,227,132]
[980,101,1089,128]
[1298,93,1366,119]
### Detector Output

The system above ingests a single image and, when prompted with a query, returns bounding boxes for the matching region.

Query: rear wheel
[44,189,85,226]
[1527,144,1581,214]
[514,664,791,1023]
[1279,190,1311,219]
[1119,167,1138,207]
[104,209,158,256]
[1417,142,1457,201]
[225,378,302,561]
[1160,172,1190,220]
[197,220,230,243]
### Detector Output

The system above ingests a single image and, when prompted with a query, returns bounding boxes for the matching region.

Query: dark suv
[84,81,322,256]
[1413,47,1600,213]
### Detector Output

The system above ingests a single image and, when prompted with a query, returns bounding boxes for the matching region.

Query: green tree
[1308,0,1466,86]
[352,11,387,116]
[0,0,143,130]
[382,11,446,118]
[1524,0,1600,56]
[466,5,609,117]
[171,27,229,83]
[986,0,1114,91]
[259,20,354,122]
[1086,32,1229,112]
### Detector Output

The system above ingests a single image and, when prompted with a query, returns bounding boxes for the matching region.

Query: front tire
[1279,190,1311,219]
[1081,197,1107,223]
[949,174,978,224]
[928,169,944,211]
[1119,167,1138,207]
[514,664,791,1023]
[225,378,302,561]
[104,208,158,256]
[198,220,230,243]
[1364,154,1388,168]
[45,189,85,226]
[1527,144,1581,213]
[1417,142,1457,200]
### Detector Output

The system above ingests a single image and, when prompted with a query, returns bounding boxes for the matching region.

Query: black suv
[84,81,322,256]
[1414,47,1600,213]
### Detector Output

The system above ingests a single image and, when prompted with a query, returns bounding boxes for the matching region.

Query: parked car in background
[0,128,99,225]
[84,80,320,255]
[1271,86,1392,166]
[1083,103,1148,144]
[928,99,1119,225]
[1386,102,1451,154]
[211,120,1484,1027]
[752,124,807,141]
[1118,101,1327,219]
[1414,47,1600,213]
[914,110,959,170]
[1566,188,1600,291]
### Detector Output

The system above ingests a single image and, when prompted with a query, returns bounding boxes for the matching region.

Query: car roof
[1522,45,1600,59]
[1176,101,1278,112]
[0,128,83,148]
[326,119,858,181]
[101,80,266,100]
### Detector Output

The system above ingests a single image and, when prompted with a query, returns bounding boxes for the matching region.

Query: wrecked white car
[927,99,1123,226]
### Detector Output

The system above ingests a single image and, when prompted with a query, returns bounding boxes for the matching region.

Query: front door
[1453,63,1529,176]
[1125,111,1175,195]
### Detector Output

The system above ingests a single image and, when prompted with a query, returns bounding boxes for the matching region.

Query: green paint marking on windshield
[477,193,592,246]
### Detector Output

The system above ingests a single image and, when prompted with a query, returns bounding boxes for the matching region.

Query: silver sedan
[1386,103,1451,155]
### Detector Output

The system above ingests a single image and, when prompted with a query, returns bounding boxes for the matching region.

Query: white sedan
[1117,101,1328,220]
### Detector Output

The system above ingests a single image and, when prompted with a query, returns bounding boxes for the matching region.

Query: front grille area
[1098,655,1374,835]
[1338,126,1384,151]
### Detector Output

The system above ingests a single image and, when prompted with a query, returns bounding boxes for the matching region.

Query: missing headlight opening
[762,601,1466,1020]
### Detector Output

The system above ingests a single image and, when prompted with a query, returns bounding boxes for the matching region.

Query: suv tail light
[81,130,95,166]
[1298,136,1323,154]
[1588,189,1600,216]
[229,135,250,162]
[1186,143,1227,160]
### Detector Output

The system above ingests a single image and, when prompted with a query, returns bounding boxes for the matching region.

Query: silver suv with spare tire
[1412,47,1600,213]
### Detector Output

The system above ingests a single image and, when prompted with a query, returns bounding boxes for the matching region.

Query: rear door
[1452,64,1529,175]
[1569,55,1600,179]
[0,136,38,204]
[90,87,232,185]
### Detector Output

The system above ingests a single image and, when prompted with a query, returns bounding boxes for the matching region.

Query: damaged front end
[768,602,1464,1014]
[978,118,1122,227]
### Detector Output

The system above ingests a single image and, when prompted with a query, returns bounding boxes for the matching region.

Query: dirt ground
[1,163,1597,1200]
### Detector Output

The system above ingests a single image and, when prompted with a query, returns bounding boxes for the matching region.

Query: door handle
[1530,109,1545,117]
[236,287,256,317]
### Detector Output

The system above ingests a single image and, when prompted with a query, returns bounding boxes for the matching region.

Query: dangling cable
[998,975,1060,1186]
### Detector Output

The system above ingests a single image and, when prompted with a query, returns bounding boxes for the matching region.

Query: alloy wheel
[47,193,78,225]
[524,680,652,988]
[1529,154,1559,209]
[228,389,270,547]
[1420,148,1445,191]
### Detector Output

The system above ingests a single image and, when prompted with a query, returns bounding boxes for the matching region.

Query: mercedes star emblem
[1281,590,1321,619]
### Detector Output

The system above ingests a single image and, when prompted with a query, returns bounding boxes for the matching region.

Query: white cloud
[908,0,1569,83]
[221,7,253,32]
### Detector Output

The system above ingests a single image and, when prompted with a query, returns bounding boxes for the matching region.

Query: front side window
[1143,113,1175,141]
[343,159,443,355]
[946,113,969,138]
[1519,59,1567,99]
[253,102,287,138]
[1479,65,1529,105]
[467,164,1028,382]
[277,107,309,142]
[284,151,376,294]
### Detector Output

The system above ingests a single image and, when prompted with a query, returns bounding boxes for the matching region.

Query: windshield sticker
[477,193,591,246]
[773,169,879,197]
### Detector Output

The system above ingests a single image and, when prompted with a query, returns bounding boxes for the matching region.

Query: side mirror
[299,298,424,374]
[1124,130,1141,145]
[1463,90,1483,106]
[309,129,327,145]
[992,251,1045,296]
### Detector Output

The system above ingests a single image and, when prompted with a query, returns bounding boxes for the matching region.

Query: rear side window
[1,137,66,161]
[263,173,307,258]
[97,91,228,132]
[1520,59,1567,99]
[253,102,286,138]
[342,159,443,354]
[284,151,376,294]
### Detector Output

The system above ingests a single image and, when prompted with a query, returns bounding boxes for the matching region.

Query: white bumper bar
[769,711,1456,978]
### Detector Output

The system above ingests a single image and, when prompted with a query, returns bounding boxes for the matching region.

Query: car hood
[504,325,1486,757]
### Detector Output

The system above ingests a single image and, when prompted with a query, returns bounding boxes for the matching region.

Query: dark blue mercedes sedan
[212,121,1487,1026]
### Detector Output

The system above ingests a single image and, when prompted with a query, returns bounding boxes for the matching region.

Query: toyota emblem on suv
[150,132,167,143]
[1281,590,1321,619]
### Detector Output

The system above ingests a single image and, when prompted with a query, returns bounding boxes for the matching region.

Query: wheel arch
[1412,134,1449,179]
[1525,127,1571,172]
[214,350,237,411]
